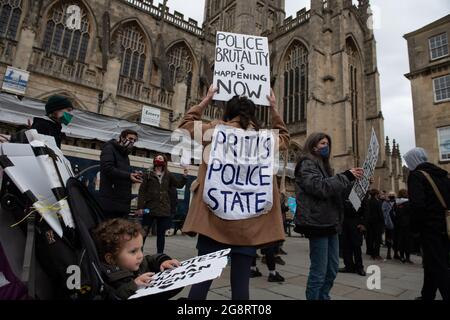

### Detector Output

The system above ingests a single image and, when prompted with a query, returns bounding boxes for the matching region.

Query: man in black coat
[405,147,450,301]
[339,191,367,276]
[365,189,385,261]
[99,129,143,219]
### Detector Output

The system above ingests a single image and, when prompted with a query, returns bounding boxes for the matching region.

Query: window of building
[42,1,90,62]
[117,24,146,81]
[438,126,450,162]
[433,74,450,103]
[283,42,308,125]
[429,33,449,60]
[167,43,193,88]
[0,0,23,40]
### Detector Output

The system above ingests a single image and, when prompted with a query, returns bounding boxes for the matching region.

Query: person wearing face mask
[294,132,364,300]
[31,95,74,148]
[99,129,143,219]
[382,191,398,260]
[136,155,187,253]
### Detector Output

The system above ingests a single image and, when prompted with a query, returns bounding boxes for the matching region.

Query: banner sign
[203,125,275,220]
[349,128,380,211]
[129,249,230,299]
[213,31,271,106]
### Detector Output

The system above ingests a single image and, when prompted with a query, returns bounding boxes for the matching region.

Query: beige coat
[178,104,290,247]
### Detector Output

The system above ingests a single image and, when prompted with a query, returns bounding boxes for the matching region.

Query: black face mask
[120,138,135,152]
[389,197,396,201]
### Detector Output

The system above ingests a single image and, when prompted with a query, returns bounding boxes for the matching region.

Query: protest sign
[213,31,271,106]
[129,249,230,299]
[203,125,275,221]
[349,128,380,211]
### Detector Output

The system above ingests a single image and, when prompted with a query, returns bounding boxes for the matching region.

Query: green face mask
[61,112,73,125]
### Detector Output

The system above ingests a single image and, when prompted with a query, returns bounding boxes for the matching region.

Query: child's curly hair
[93,219,144,263]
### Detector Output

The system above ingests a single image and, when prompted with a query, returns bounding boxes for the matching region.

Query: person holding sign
[294,133,363,300]
[177,85,290,300]
[93,219,182,300]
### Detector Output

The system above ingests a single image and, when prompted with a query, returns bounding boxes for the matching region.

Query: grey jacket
[294,157,354,237]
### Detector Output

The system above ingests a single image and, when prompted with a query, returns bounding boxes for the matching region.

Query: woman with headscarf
[404,147,450,300]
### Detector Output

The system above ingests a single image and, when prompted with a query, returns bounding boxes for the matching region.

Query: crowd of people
[1,91,449,301]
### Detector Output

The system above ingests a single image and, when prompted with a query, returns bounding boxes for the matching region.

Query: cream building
[404,14,450,172]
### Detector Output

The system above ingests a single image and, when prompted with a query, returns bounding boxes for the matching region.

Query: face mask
[389,196,396,201]
[60,112,73,125]
[317,145,330,158]
[120,138,135,151]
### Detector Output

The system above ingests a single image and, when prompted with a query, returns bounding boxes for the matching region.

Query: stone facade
[0,0,403,192]
[404,14,450,172]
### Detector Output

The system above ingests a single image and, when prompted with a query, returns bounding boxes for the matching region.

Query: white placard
[2,66,30,95]
[141,105,161,127]
[203,125,275,221]
[349,128,380,211]
[213,31,271,106]
[129,249,230,299]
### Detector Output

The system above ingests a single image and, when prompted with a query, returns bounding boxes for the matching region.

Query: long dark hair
[222,96,259,130]
[299,132,333,176]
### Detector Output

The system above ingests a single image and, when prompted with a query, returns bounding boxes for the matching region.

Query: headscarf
[403,147,428,171]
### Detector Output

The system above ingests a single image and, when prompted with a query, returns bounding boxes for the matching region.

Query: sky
[155,0,450,157]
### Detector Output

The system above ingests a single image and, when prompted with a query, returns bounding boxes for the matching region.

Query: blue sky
[156,0,450,157]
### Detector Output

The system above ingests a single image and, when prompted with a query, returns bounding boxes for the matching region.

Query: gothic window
[346,38,361,161]
[283,42,308,124]
[167,43,193,88]
[42,1,90,62]
[0,0,23,40]
[116,24,146,81]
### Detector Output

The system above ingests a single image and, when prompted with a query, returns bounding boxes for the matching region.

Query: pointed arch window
[42,1,90,62]
[346,38,361,162]
[116,24,146,81]
[0,0,23,40]
[283,42,308,124]
[167,43,193,87]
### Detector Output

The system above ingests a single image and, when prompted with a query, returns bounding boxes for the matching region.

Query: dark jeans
[252,246,277,271]
[306,235,339,300]
[142,216,171,254]
[342,224,364,271]
[398,228,413,260]
[421,232,450,301]
[189,252,253,300]
[366,226,382,257]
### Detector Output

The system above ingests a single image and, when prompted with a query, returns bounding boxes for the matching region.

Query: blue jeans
[306,234,339,300]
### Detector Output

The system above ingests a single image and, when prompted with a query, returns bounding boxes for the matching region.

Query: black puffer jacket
[294,156,355,237]
[99,140,132,216]
[31,117,64,148]
[408,162,450,234]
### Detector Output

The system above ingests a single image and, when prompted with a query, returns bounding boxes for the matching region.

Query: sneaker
[268,272,285,282]
[250,268,262,278]
[274,256,286,266]
[338,267,355,273]
[278,248,288,255]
